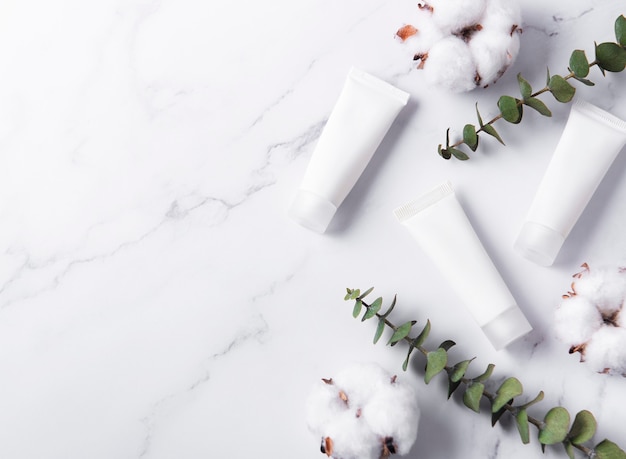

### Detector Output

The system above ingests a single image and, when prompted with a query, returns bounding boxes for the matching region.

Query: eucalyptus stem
[439,15,626,160]
[344,288,626,459]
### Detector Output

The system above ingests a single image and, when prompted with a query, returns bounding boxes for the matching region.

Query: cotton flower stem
[345,288,626,458]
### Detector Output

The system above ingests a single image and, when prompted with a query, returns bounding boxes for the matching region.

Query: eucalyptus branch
[438,14,626,160]
[344,288,626,459]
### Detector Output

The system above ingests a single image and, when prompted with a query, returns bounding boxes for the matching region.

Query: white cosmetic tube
[395,181,532,350]
[515,100,626,266]
[289,67,410,233]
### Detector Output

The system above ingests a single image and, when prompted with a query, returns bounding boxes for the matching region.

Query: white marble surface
[0,1,625,458]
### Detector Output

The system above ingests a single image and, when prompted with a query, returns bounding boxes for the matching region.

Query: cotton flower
[396,0,522,92]
[553,263,626,376]
[306,363,420,459]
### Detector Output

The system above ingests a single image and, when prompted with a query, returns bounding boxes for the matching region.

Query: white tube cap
[514,221,565,267]
[288,189,337,233]
[481,306,533,350]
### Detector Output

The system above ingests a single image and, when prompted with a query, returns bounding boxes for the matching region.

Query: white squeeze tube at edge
[514,99,626,266]
[288,67,410,233]
[394,181,533,350]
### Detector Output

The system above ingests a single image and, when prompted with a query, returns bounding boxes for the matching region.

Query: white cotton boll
[306,363,420,459]
[424,36,478,92]
[574,268,626,316]
[469,29,512,86]
[480,0,521,35]
[554,296,603,346]
[363,383,420,455]
[428,0,487,34]
[583,326,626,375]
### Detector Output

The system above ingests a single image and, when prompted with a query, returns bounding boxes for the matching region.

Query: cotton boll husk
[554,296,603,346]
[469,29,517,86]
[574,268,626,315]
[480,0,521,35]
[424,36,478,92]
[583,326,626,375]
[402,9,446,55]
[428,0,487,34]
[362,383,420,455]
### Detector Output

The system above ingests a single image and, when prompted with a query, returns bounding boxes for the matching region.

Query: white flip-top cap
[514,221,565,267]
[288,189,337,233]
[481,306,533,350]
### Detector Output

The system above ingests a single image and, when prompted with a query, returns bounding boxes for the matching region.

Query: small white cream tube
[395,181,532,350]
[515,100,626,266]
[288,67,409,233]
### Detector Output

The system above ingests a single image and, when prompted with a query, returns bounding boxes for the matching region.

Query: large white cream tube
[515,100,626,266]
[395,181,532,350]
[288,67,409,233]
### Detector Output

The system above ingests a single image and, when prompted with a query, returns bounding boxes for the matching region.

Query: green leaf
[413,320,431,348]
[474,363,495,383]
[447,378,462,399]
[424,347,447,384]
[362,297,382,321]
[595,439,626,459]
[520,391,544,409]
[463,124,479,151]
[524,97,552,117]
[373,318,386,344]
[481,123,505,145]
[546,67,552,85]
[573,75,596,86]
[516,409,530,444]
[463,382,484,413]
[402,347,414,372]
[548,75,576,102]
[565,441,576,459]
[359,287,374,300]
[475,103,485,127]
[498,95,523,123]
[438,145,452,160]
[344,288,353,301]
[450,359,474,383]
[352,299,363,318]
[349,289,361,300]
[616,15,626,47]
[539,407,571,445]
[381,295,397,318]
[569,410,597,445]
[517,73,532,99]
[388,320,416,346]
[492,377,523,413]
[438,340,456,351]
[596,42,626,72]
[449,147,470,161]
[569,49,590,78]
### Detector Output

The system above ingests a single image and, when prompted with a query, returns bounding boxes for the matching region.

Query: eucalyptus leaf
[349,289,361,300]
[565,441,576,459]
[573,75,596,86]
[474,363,495,383]
[463,124,479,151]
[450,147,470,161]
[381,294,397,318]
[402,347,414,372]
[517,73,532,99]
[498,95,523,123]
[538,407,571,445]
[481,123,505,145]
[492,377,523,413]
[548,75,576,102]
[616,14,626,47]
[413,320,431,348]
[595,439,626,459]
[359,287,374,300]
[569,49,590,78]
[524,97,552,117]
[450,359,474,383]
[352,299,363,318]
[492,406,507,427]
[463,382,484,413]
[424,347,447,384]
[447,378,462,399]
[516,409,530,444]
[438,340,456,351]
[373,318,386,344]
[362,297,382,321]
[388,320,416,346]
[475,103,485,127]
[596,41,626,72]
[569,410,597,445]
[438,145,452,160]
